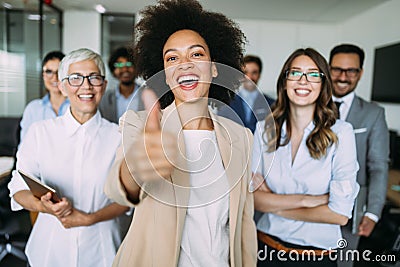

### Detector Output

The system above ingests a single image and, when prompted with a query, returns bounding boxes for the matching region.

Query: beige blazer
[105,103,257,267]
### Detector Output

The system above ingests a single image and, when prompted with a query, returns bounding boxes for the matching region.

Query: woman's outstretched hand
[131,89,178,182]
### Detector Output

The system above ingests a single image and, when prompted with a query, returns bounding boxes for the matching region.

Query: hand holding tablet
[18,170,61,203]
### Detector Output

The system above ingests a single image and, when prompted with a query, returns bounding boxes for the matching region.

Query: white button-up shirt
[178,130,230,267]
[252,120,359,249]
[8,108,121,267]
[333,91,355,121]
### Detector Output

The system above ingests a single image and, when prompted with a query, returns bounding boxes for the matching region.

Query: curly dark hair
[108,47,135,74]
[134,0,246,109]
[265,48,338,159]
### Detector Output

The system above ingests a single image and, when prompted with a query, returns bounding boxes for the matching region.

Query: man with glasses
[99,47,144,123]
[20,51,69,141]
[330,44,389,267]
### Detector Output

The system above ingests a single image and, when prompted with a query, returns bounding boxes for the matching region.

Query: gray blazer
[99,84,145,124]
[345,95,389,231]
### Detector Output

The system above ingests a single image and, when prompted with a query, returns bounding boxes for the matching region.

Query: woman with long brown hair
[252,48,359,267]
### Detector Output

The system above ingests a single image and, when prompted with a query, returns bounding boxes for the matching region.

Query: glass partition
[101,13,135,91]
[0,1,62,117]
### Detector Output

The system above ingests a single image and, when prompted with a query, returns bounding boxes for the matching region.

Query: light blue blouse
[252,120,359,249]
[115,84,140,120]
[19,94,69,141]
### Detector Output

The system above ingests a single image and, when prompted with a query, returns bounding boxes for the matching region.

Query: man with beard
[99,47,144,123]
[330,44,390,267]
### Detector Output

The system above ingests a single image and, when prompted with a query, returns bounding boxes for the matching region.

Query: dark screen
[371,42,400,103]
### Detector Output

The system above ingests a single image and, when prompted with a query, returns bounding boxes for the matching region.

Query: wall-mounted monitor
[371,42,400,103]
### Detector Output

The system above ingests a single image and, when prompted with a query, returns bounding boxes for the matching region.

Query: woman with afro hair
[105,0,257,266]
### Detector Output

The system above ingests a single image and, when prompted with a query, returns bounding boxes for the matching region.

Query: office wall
[236,0,400,132]
[339,0,400,132]
[236,19,339,99]
[63,11,101,54]
[61,1,400,132]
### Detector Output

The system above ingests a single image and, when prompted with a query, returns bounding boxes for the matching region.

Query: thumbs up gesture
[131,88,177,182]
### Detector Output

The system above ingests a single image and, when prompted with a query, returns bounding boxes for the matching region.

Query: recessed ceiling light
[28,14,47,21]
[3,2,12,9]
[95,4,106,14]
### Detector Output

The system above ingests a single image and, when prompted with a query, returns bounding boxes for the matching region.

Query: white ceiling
[3,0,389,23]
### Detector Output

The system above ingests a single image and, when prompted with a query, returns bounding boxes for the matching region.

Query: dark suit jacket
[99,84,144,124]
[345,95,389,231]
[218,91,275,133]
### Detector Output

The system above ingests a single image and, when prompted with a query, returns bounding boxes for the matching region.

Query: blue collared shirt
[20,94,69,141]
[252,120,359,249]
[115,84,140,120]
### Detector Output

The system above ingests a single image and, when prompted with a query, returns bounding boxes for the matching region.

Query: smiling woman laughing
[104,0,258,266]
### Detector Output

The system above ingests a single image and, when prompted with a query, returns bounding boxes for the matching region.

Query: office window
[101,13,135,89]
[0,1,62,117]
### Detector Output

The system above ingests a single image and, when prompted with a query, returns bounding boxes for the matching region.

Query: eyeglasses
[286,70,324,83]
[62,74,105,87]
[43,69,58,78]
[330,67,360,78]
[113,62,133,68]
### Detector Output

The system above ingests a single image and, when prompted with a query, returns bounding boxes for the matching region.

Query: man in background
[99,47,144,123]
[330,44,390,267]
[218,54,274,133]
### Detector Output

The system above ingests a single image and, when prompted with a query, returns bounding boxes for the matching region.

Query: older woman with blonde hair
[9,48,128,267]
